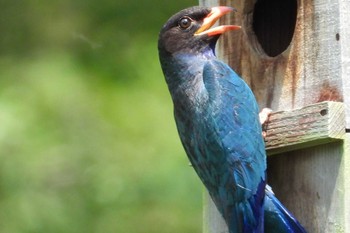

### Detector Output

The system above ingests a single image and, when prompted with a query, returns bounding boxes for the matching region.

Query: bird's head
[158,6,240,57]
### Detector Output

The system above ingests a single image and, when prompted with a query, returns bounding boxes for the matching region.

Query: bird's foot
[259,108,272,139]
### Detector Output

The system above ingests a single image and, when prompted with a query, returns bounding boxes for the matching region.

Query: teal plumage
[158,6,306,233]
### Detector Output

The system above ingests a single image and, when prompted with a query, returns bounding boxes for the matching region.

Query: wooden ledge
[265,101,346,156]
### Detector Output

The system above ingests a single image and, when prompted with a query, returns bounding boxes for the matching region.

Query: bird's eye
[178,17,192,29]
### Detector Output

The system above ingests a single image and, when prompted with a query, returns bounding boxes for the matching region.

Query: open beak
[195,6,241,37]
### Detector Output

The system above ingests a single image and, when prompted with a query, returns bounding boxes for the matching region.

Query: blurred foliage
[0,0,203,233]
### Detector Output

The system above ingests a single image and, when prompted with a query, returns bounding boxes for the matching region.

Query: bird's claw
[259,108,272,139]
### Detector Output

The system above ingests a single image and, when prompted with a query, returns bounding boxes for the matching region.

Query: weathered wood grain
[267,139,349,232]
[265,101,345,155]
[339,0,350,128]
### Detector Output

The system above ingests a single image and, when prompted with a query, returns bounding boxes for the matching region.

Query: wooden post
[199,0,350,232]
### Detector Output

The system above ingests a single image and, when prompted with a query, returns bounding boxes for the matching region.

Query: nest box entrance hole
[252,0,298,57]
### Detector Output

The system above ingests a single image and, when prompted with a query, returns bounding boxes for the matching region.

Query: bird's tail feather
[264,186,307,233]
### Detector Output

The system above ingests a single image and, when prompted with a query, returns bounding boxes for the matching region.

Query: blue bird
[158,6,307,233]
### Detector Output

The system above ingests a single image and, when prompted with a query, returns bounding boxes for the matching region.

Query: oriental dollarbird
[158,6,307,233]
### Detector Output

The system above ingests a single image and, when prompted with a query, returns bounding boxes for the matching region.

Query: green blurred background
[0,1,203,232]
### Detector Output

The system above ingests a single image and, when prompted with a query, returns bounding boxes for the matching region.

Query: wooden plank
[265,101,346,155]
[267,139,349,233]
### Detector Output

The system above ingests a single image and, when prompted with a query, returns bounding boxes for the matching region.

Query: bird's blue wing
[202,59,266,233]
[202,59,266,196]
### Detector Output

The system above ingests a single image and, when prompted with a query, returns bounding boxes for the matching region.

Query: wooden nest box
[200,0,350,232]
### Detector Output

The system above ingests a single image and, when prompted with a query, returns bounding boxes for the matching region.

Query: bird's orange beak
[195,6,241,37]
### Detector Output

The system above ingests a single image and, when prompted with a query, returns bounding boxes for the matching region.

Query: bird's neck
[162,52,213,106]
[162,49,215,87]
